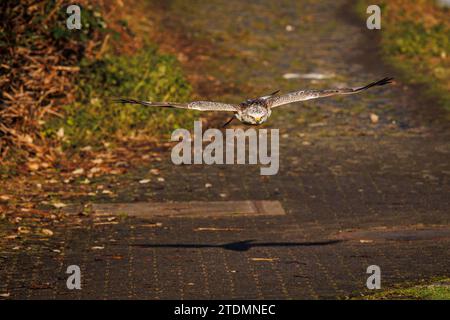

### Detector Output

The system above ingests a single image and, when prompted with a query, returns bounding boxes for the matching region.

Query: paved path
[1,0,449,299]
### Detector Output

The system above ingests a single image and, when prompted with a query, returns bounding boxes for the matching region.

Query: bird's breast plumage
[237,102,271,125]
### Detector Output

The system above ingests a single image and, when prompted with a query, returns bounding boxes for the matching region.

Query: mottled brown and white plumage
[114,77,393,126]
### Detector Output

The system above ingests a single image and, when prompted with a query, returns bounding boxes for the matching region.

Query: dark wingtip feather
[358,77,394,91]
[112,98,140,104]
[375,77,394,86]
[111,98,177,109]
[269,90,280,96]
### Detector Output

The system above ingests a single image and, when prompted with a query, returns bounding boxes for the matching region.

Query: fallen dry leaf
[94,222,119,226]
[52,202,67,209]
[370,113,379,124]
[56,127,64,139]
[0,195,11,202]
[40,162,50,169]
[250,258,279,262]
[285,24,294,32]
[27,162,39,171]
[90,167,101,174]
[194,227,242,231]
[92,158,103,165]
[140,222,163,228]
[41,229,54,236]
[18,226,31,234]
[72,168,85,175]
[30,282,51,289]
[150,168,160,175]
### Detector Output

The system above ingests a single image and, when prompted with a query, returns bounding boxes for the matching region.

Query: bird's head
[244,105,270,124]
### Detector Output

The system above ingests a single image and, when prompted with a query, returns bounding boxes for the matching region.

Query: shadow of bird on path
[131,239,343,252]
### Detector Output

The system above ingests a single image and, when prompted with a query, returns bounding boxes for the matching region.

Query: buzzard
[115,77,393,127]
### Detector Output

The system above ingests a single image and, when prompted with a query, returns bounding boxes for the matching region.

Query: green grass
[43,46,196,149]
[355,0,450,114]
[382,20,450,111]
[359,278,450,300]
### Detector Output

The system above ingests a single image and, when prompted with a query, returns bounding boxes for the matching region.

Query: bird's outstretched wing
[267,77,393,108]
[114,98,239,112]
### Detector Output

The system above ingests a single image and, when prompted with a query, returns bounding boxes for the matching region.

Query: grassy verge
[355,0,450,114]
[359,278,450,300]
[43,46,194,150]
[1,1,196,174]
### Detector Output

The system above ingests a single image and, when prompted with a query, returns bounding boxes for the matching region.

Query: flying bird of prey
[115,77,393,127]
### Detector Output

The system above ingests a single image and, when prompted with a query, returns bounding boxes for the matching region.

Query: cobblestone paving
[1,0,449,299]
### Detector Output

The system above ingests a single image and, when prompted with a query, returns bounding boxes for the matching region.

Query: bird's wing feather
[268,77,393,108]
[114,98,239,112]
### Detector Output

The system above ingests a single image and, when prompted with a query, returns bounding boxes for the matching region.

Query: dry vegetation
[0,0,193,175]
[0,1,102,162]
